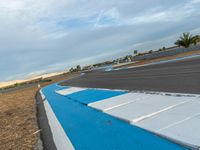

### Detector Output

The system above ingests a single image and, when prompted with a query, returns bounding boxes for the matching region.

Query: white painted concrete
[88,91,200,147]
[105,94,189,123]
[135,99,200,131]
[55,87,85,96]
[88,93,148,111]
[40,89,45,100]
[159,114,200,147]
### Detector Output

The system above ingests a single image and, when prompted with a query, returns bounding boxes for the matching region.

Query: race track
[61,57,200,94]
[39,56,200,149]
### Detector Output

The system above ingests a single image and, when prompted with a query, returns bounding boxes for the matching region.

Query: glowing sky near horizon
[0,0,200,81]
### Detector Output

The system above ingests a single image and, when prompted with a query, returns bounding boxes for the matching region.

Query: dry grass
[0,73,78,150]
[0,86,39,150]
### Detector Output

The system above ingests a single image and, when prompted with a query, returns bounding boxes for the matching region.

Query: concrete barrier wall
[134,44,200,61]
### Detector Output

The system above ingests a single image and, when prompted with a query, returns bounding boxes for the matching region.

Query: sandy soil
[114,50,200,69]
[0,71,67,89]
[0,72,78,150]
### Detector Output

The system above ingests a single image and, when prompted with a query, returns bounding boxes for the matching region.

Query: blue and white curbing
[40,90,75,150]
[55,87,200,148]
[40,85,200,149]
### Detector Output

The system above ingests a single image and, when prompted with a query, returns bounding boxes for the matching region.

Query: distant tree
[69,68,74,73]
[14,83,20,87]
[174,32,199,48]
[148,50,153,53]
[134,50,138,55]
[162,47,166,50]
[196,35,200,43]
[76,65,81,71]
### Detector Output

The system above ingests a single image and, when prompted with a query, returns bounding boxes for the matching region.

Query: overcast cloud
[0,0,200,81]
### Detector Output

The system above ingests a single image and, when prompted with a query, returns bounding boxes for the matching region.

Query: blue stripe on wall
[42,84,187,150]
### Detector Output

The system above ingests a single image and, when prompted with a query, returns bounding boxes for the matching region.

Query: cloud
[0,0,200,81]
[94,8,120,27]
[125,0,200,25]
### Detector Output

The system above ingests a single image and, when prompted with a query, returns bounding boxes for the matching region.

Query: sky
[0,0,200,82]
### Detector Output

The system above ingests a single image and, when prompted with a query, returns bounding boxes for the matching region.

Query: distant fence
[133,44,200,61]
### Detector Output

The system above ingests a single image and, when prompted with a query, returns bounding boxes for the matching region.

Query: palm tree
[196,35,200,43]
[174,32,198,48]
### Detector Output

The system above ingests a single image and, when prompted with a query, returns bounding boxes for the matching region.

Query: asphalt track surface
[61,57,200,94]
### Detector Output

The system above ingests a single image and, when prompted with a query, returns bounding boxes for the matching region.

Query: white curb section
[88,93,148,112]
[88,91,200,147]
[55,87,85,96]
[40,89,46,100]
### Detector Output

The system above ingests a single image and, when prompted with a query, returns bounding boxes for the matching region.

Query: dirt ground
[114,50,200,69]
[0,73,78,150]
